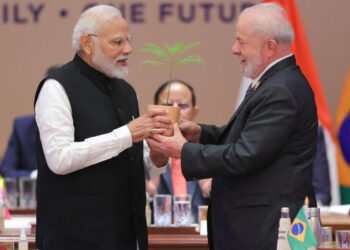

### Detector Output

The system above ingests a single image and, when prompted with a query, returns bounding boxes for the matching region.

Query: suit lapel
[228,89,253,125]
[216,85,255,142]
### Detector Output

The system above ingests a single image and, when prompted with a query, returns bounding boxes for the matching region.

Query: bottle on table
[307,207,321,250]
[276,207,291,250]
[18,227,28,250]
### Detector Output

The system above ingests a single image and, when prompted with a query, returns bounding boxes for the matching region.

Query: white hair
[239,3,294,45]
[72,5,122,52]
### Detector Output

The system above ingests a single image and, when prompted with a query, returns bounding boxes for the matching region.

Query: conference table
[0,226,209,250]
[0,210,349,249]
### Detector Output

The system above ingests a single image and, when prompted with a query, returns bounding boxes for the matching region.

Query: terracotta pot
[147,104,180,136]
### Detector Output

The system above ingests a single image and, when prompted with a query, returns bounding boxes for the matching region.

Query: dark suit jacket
[181,56,318,250]
[157,163,209,222]
[0,115,37,177]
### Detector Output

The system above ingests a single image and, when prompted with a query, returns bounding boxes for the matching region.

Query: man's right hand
[127,108,172,143]
[179,119,201,142]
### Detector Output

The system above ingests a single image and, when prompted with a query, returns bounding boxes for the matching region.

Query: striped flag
[335,65,350,204]
[261,0,340,204]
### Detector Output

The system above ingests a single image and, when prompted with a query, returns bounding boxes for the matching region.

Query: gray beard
[92,46,129,79]
[243,56,261,78]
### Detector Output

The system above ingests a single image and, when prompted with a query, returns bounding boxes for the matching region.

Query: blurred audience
[0,115,37,178]
[0,65,61,178]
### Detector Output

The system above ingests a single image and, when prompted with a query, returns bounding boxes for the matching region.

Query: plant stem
[167,60,173,104]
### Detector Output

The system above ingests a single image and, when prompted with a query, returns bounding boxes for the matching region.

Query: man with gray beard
[34,5,171,250]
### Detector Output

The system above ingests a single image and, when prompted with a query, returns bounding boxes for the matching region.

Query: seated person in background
[146,79,211,222]
[0,65,61,178]
[0,115,37,178]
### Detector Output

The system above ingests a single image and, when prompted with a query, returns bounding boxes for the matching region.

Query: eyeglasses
[88,34,133,47]
[160,102,191,110]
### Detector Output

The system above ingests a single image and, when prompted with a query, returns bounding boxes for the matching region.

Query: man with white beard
[34,5,171,250]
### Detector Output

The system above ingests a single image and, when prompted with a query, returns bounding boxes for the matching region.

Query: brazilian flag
[287,207,317,249]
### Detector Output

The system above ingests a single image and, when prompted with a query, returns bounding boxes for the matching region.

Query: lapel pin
[254,80,260,90]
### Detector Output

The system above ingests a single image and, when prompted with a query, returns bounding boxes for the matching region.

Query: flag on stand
[262,0,340,205]
[287,207,317,249]
[335,65,350,204]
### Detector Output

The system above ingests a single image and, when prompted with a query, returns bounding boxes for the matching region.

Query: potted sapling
[140,41,204,135]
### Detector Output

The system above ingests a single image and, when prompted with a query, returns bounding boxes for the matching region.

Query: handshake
[127,108,201,166]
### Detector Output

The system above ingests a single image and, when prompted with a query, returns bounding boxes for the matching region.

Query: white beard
[242,54,262,78]
[92,45,129,79]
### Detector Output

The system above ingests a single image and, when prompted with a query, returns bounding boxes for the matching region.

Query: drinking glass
[173,194,192,226]
[320,226,333,248]
[153,194,171,226]
[19,178,36,209]
[336,230,350,248]
[3,177,18,209]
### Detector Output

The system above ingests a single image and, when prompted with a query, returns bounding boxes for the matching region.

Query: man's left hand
[146,123,187,159]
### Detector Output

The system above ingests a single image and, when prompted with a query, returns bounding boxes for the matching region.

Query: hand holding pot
[179,119,202,142]
[127,108,172,143]
[146,123,186,159]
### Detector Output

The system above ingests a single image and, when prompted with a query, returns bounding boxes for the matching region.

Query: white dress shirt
[35,78,165,178]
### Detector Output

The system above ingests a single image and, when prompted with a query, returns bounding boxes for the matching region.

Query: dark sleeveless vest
[34,54,147,250]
